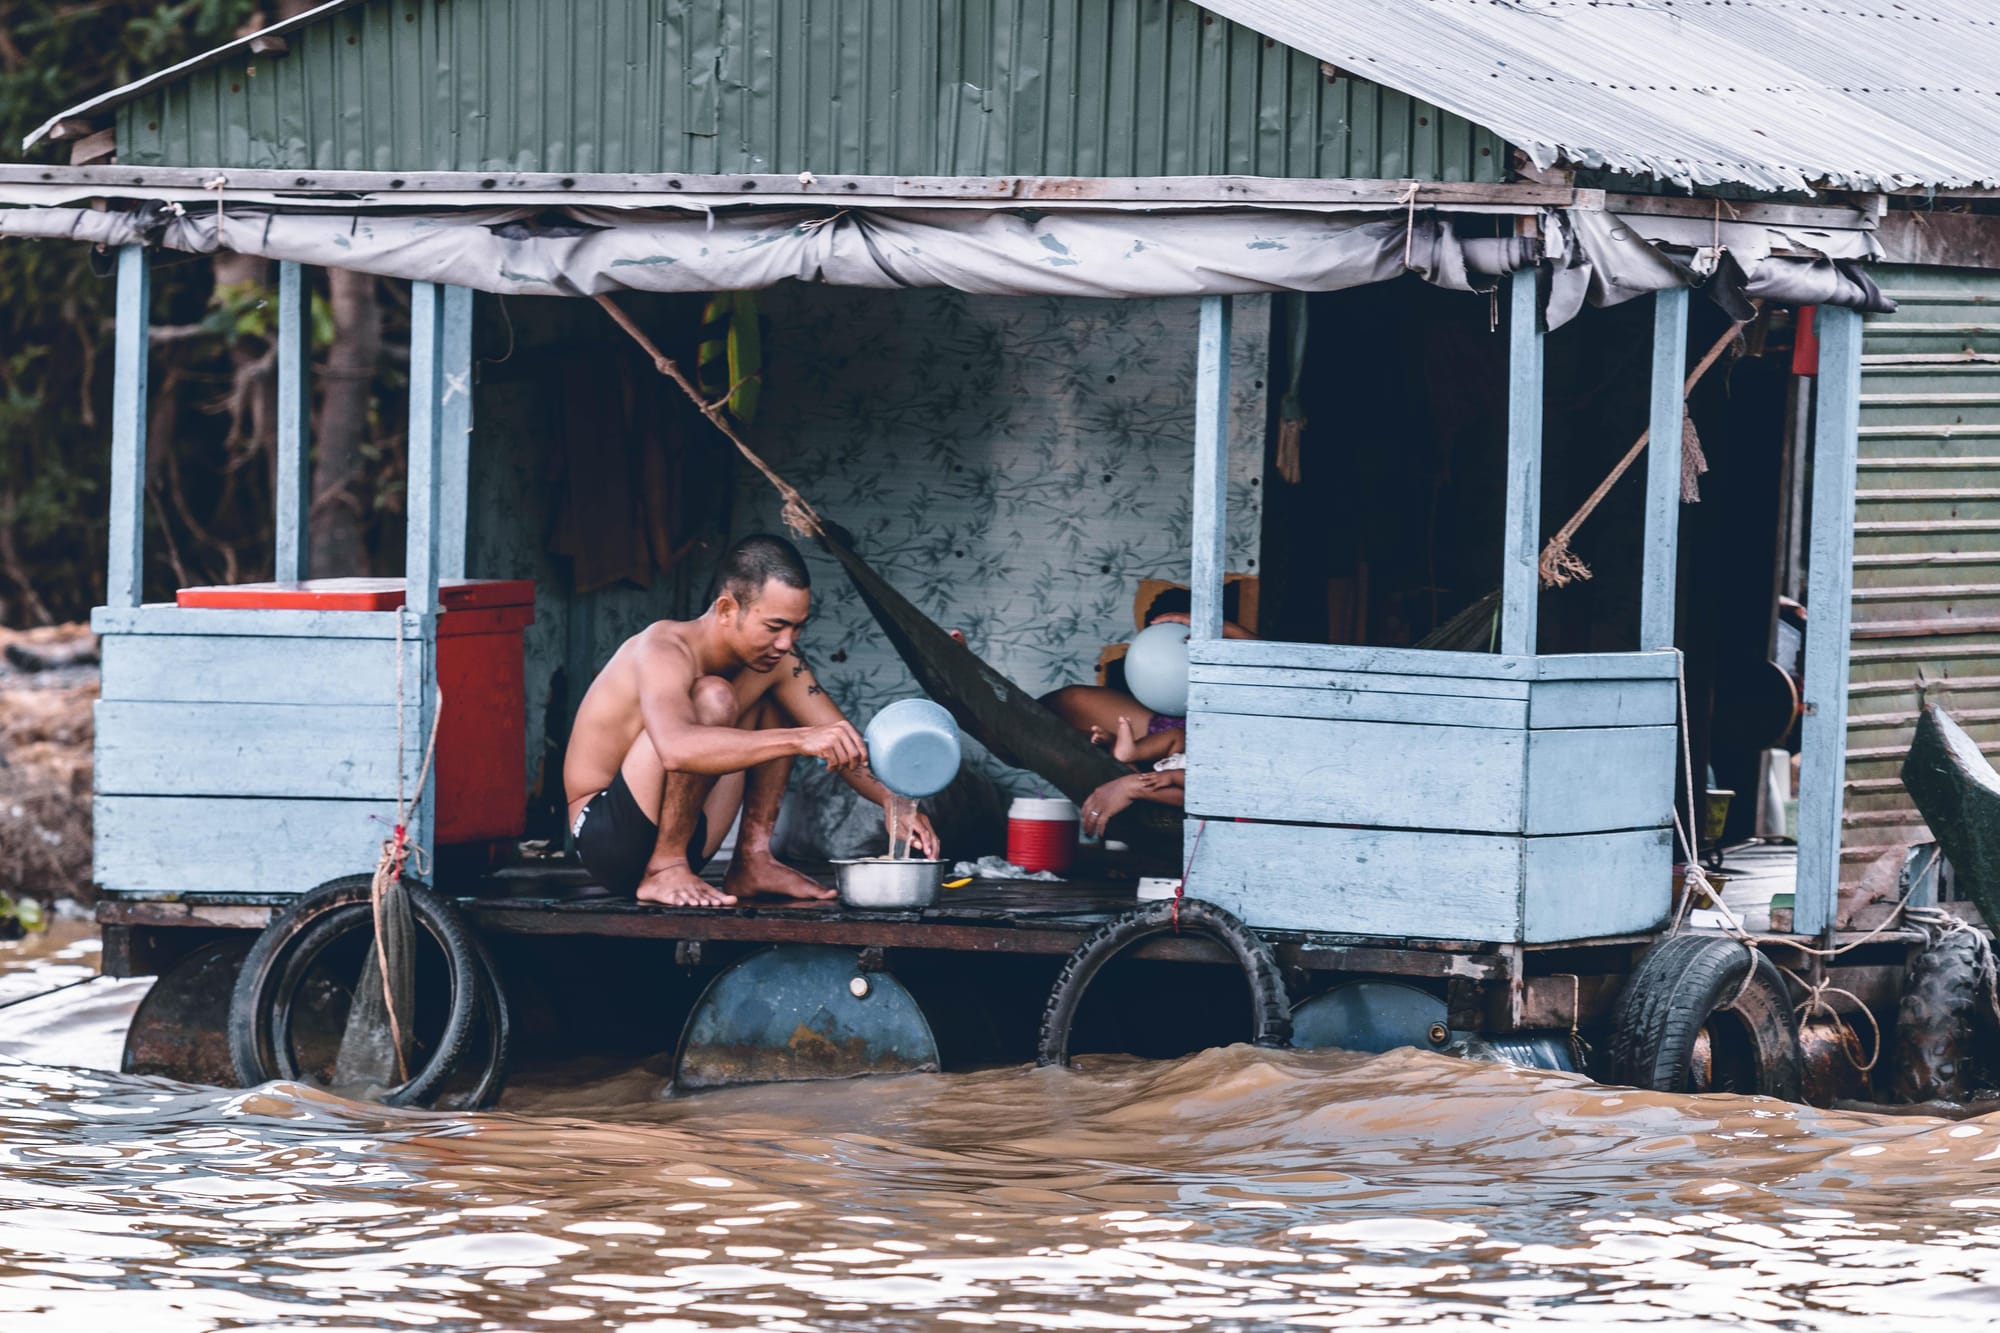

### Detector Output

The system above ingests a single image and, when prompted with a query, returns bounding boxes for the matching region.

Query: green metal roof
[96,0,1506,181]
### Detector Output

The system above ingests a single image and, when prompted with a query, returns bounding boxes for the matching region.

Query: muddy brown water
[2,927,2000,1329]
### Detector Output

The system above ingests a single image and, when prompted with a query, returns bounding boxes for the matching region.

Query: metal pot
[831,858,945,910]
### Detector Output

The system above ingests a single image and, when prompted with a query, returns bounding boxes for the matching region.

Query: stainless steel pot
[831,858,945,909]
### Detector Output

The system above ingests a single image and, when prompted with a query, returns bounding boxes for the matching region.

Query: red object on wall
[176,578,536,845]
[1792,306,1820,377]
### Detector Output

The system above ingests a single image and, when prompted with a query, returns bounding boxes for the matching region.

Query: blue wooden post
[1500,270,1544,656]
[1796,304,1864,939]
[275,261,311,583]
[439,285,474,581]
[1641,287,1688,650]
[107,245,150,608]
[1190,296,1232,641]
[406,282,444,617]
[403,281,447,877]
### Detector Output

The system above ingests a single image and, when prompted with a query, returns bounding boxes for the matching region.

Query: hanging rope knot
[1778,960,1883,1073]
[202,174,228,226]
[1536,306,1757,590]
[1174,819,1210,935]
[366,613,447,1086]
[1399,179,1422,273]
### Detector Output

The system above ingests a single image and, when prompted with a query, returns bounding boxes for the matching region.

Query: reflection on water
[4,932,2000,1329]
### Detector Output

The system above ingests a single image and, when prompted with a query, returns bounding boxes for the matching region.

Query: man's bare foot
[636,862,738,907]
[1111,714,1141,764]
[724,851,837,901]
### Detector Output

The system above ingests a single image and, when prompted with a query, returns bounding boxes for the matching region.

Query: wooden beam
[1640,287,1688,650]
[438,285,474,581]
[68,128,116,167]
[0,163,1594,209]
[1500,269,1544,656]
[1606,191,1879,232]
[1876,211,2000,271]
[1796,305,1865,941]
[43,117,102,143]
[107,245,150,609]
[274,261,310,583]
[1190,296,1232,642]
[405,282,444,616]
[404,282,446,880]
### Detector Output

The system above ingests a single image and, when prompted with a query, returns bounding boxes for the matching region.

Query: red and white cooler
[1006,796,1078,875]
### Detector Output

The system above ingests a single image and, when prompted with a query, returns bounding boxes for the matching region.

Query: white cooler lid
[1008,796,1078,820]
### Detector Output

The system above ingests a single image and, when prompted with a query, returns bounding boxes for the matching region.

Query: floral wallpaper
[730,286,1269,815]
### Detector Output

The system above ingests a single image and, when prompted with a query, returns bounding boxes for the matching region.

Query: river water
[2,926,1999,1330]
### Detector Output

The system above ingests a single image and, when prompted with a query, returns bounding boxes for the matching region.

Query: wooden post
[439,285,474,581]
[1796,304,1864,939]
[1640,287,1688,650]
[403,281,447,877]
[406,282,444,616]
[107,245,150,608]
[274,261,311,583]
[1190,295,1232,642]
[1500,270,1544,656]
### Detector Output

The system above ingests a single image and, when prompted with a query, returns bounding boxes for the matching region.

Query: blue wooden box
[91,605,426,898]
[1180,640,1678,943]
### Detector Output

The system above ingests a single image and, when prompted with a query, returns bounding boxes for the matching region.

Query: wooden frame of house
[5,0,2000,1078]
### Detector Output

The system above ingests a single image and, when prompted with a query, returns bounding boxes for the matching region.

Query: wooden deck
[93,842,1935,1014]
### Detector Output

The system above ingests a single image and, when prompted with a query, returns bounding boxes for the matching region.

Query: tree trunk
[311,267,380,576]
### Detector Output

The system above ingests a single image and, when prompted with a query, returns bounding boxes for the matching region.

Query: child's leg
[1112,717,1185,764]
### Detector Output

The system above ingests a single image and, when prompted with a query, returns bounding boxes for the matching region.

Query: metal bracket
[674,940,703,968]
[857,946,887,973]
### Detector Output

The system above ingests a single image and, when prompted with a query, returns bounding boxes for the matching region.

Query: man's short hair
[716,534,811,607]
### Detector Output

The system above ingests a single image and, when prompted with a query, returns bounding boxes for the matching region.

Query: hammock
[817,522,1181,852]
[592,295,1181,856]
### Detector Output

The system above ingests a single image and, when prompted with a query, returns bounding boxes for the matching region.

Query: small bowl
[831,858,946,910]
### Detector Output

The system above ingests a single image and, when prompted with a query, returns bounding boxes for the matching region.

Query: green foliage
[0,0,257,622]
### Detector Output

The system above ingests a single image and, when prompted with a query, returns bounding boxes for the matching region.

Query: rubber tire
[438,931,513,1113]
[1893,930,1996,1103]
[229,874,483,1108]
[1036,898,1291,1067]
[1607,934,1804,1100]
[259,898,513,1111]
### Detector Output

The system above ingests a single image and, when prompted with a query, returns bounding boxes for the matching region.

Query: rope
[1538,307,1758,589]
[591,293,823,540]
[202,174,227,226]
[369,610,445,1083]
[1399,180,1421,273]
[1778,959,1883,1074]
[1175,818,1209,935]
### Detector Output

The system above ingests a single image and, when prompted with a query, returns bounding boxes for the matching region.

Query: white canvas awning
[0,201,1890,324]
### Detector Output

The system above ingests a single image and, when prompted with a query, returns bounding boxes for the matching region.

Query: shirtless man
[565,534,940,906]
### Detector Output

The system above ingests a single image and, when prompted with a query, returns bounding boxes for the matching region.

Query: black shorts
[571,771,710,897]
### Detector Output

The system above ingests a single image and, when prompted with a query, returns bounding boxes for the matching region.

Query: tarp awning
[0,203,1891,324]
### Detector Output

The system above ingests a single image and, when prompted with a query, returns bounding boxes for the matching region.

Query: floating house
[5,0,2000,1104]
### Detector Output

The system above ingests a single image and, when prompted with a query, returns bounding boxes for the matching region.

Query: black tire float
[229,873,510,1109]
[1607,934,1803,1100]
[1036,898,1291,1067]
[1893,928,1999,1104]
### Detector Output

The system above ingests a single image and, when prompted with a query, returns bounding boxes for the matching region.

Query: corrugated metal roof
[28,0,1504,183]
[1195,0,2000,193]
[1844,265,2000,875]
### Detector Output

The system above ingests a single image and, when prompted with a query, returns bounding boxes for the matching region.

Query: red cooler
[175,577,536,845]
[1007,796,1078,875]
